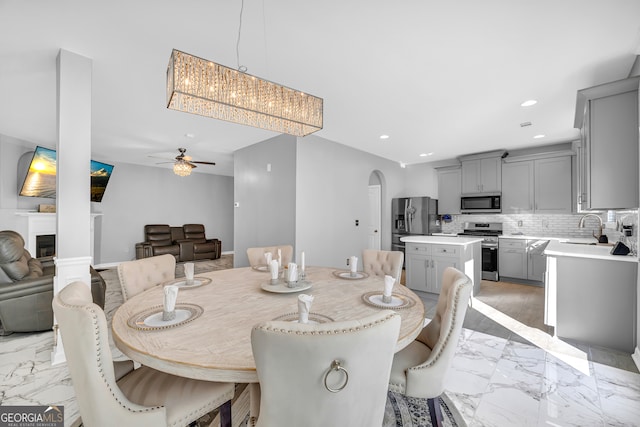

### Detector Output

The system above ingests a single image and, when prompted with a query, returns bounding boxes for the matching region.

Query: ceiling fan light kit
[166,49,323,137]
[173,159,192,177]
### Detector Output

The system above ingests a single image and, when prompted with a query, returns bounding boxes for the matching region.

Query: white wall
[233,134,297,267]
[0,136,234,265]
[295,135,406,268]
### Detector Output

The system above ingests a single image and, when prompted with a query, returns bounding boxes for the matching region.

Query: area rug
[211,390,466,427]
[383,391,466,427]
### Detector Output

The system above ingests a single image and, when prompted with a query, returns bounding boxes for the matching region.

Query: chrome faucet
[578,213,604,240]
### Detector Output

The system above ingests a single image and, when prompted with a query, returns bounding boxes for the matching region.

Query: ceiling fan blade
[191,161,216,166]
[155,161,174,165]
[186,162,198,169]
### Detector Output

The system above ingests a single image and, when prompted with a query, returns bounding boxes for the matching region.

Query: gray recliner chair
[0,230,106,334]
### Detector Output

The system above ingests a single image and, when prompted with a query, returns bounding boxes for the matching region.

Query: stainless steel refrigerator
[391,197,441,261]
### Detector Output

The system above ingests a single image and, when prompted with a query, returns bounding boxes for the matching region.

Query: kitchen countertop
[400,235,483,245]
[544,239,638,263]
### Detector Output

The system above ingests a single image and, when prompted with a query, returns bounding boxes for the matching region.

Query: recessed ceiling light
[185,133,196,138]
[380,135,390,140]
[419,152,434,157]
[521,100,537,107]
[399,162,406,168]
[533,134,546,139]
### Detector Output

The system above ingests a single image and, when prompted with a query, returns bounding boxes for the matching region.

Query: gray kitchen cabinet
[405,243,460,294]
[498,239,527,280]
[461,156,502,195]
[502,156,571,214]
[406,244,430,293]
[534,156,572,213]
[575,76,639,210]
[546,250,637,352]
[436,166,461,214]
[501,161,534,213]
[499,238,548,283]
[527,240,548,283]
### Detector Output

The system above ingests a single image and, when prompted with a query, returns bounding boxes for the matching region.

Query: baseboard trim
[221,250,234,255]
[633,347,640,371]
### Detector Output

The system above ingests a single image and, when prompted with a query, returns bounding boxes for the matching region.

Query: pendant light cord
[236,0,247,73]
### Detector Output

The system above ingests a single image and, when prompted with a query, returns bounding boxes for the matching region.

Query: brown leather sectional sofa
[135,224,221,262]
[0,230,106,334]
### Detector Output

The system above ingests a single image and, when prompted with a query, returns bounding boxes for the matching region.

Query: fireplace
[36,234,55,257]
[15,212,101,260]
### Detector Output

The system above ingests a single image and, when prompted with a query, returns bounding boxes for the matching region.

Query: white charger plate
[261,280,312,293]
[165,277,211,289]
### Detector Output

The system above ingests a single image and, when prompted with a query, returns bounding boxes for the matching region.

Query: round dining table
[112,265,426,384]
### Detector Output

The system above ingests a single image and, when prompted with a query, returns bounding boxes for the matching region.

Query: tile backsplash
[441,210,638,244]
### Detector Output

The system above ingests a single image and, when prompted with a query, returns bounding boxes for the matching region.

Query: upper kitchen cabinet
[503,155,572,214]
[436,166,461,214]
[460,151,504,195]
[574,76,639,210]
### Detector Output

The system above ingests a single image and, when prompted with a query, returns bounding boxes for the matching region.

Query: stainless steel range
[458,222,503,281]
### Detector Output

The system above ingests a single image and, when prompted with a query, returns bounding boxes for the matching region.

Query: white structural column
[51,49,93,365]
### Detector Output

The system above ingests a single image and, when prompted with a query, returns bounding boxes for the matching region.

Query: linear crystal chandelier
[166,49,323,137]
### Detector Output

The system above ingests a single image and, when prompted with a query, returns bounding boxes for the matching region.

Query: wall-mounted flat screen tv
[19,146,115,202]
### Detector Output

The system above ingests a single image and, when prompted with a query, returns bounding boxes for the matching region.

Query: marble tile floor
[416,279,640,426]
[2,281,639,426]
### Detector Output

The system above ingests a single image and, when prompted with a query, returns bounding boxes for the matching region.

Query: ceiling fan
[155,148,216,176]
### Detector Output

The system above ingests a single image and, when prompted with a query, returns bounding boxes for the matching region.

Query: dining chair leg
[427,397,443,427]
[220,400,232,427]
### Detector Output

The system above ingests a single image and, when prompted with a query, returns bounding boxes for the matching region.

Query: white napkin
[264,252,272,265]
[184,262,194,284]
[298,294,314,323]
[349,256,358,274]
[287,262,298,283]
[300,251,305,274]
[163,285,178,313]
[277,249,282,268]
[270,259,280,280]
[384,275,396,297]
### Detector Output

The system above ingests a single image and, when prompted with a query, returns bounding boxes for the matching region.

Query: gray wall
[0,136,234,265]
[233,134,297,267]
[295,135,406,268]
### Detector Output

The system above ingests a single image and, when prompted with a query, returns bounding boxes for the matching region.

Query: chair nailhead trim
[57,298,163,414]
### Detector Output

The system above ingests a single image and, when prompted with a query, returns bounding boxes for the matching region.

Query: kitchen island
[400,235,482,295]
[544,240,638,352]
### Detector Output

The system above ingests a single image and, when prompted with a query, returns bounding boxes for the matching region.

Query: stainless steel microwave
[460,195,501,213]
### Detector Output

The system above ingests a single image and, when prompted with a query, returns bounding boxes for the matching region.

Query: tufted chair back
[246,245,293,267]
[0,230,43,284]
[389,267,471,397]
[251,310,401,427]
[117,254,176,301]
[53,281,234,427]
[362,249,404,285]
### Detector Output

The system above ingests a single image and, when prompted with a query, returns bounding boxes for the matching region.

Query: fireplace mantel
[15,212,102,259]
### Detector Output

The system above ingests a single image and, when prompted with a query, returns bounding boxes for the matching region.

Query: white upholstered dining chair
[117,253,176,301]
[388,267,472,426]
[53,281,234,427]
[362,249,404,285]
[250,310,401,427]
[246,245,293,267]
